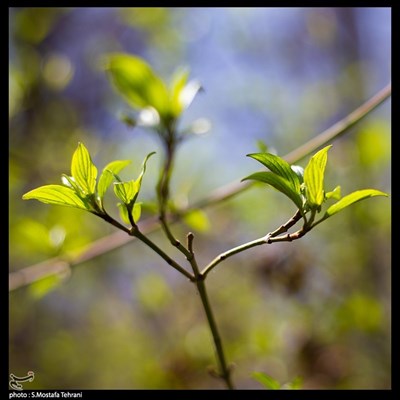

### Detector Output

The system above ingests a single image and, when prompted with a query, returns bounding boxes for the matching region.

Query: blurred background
[9,7,391,389]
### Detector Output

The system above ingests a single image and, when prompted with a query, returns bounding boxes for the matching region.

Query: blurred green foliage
[9,7,390,389]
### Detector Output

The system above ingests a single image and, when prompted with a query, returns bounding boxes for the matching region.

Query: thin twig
[269,210,303,238]
[195,278,235,389]
[132,228,194,281]
[97,211,194,280]
[186,232,200,277]
[157,137,193,259]
[158,136,234,389]
[201,237,268,278]
[201,213,311,278]
[283,83,391,163]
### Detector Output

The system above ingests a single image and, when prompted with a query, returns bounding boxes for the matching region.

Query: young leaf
[113,152,155,206]
[325,185,341,200]
[242,172,303,209]
[170,68,189,116]
[291,165,304,184]
[323,189,388,218]
[178,80,202,113]
[132,202,142,223]
[71,142,98,195]
[61,174,81,193]
[247,153,301,194]
[135,151,156,191]
[252,372,281,390]
[117,202,142,225]
[97,160,131,199]
[105,53,170,120]
[114,180,139,205]
[303,145,332,208]
[22,185,89,210]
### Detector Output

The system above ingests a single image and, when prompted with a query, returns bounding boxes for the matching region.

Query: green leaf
[242,172,303,209]
[324,189,388,219]
[177,80,202,113]
[183,209,210,232]
[325,185,341,200]
[61,174,81,193]
[112,152,155,206]
[132,202,142,223]
[105,53,170,119]
[71,142,98,195]
[22,185,89,210]
[290,165,304,184]
[117,203,130,225]
[170,68,189,116]
[135,151,156,193]
[117,202,142,225]
[114,180,139,205]
[97,160,131,199]
[303,145,332,208]
[247,153,301,194]
[252,372,281,389]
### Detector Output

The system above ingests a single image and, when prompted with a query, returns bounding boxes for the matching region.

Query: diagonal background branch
[9,83,391,291]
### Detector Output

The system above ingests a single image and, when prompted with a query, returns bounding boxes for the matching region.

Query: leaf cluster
[243,145,387,229]
[23,143,155,227]
[104,53,201,136]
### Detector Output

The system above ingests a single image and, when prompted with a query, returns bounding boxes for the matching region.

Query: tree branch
[10,84,391,291]
[157,136,193,260]
[201,210,305,278]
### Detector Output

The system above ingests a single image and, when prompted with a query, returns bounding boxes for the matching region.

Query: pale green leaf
[177,80,202,113]
[135,151,156,193]
[117,202,142,225]
[97,160,131,199]
[105,53,170,119]
[325,185,341,200]
[247,153,301,194]
[252,372,281,390]
[183,209,210,232]
[304,145,332,208]
[22,185,89,210]
[61,174,81,192]
[113,152,154,206]
[71,142,98,195]
[242,172,303,209]
[114,180,139,205]
[324,189,388,218]
[170,67,189,116]
[117,203,130,225]
[132,202,142,223]
[291,165,304,184]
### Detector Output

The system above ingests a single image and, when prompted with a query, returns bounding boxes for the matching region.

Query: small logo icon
[9,371,35,390]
